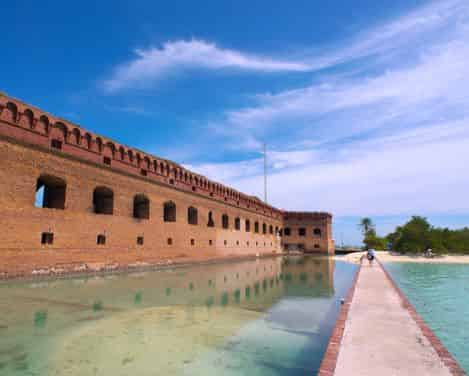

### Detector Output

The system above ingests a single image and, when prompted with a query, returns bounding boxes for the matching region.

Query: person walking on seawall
[367,248,376,266]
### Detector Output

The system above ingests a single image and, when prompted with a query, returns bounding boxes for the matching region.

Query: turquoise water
[384,262,469,373]
[0,257,356,375]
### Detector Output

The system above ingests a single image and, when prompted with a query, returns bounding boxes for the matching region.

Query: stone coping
[318,259,466,375]
[378,259,466,376]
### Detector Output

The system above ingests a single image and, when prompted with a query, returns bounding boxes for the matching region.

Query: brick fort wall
[0,93,334,278]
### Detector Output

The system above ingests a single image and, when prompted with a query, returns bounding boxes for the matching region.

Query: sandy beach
[336,251,469,265]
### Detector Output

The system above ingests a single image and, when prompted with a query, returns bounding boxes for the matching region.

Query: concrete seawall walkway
[331,261,464,375]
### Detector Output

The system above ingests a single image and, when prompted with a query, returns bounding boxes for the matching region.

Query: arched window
[93,186,114,215]
[119,147,125,160]
[72,128,81,145]
[164,201,176,222]
[84,133,92,149]
[235,217,241,230]
[23,109,34,128]
[96,137,103,153]
[35,174,66,209]
[262,223,267,234]
[313,228,322,237]
[299,228,306,236]
[207,211,215,227]
[144,157,151,170]
[188,206,198,225]
[38,115,50,134]
[133,194,150,219]
[269,225,273,234]
[254,221,259,233]
[222,214,229,229]
[245,219,251,232]
[5,102,18,122]
[284,227,291,236]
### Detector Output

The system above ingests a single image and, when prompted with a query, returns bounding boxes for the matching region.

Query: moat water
[384,262,469,373]
[0,256,356,376]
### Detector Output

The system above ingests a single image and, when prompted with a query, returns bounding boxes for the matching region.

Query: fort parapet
[0,93,334,278]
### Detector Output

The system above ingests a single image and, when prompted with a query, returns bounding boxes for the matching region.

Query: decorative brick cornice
[283,212,333,222]
[0,92,290,219]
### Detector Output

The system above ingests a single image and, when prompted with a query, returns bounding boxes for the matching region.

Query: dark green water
[0,256,356,376]
[384,262,469,373]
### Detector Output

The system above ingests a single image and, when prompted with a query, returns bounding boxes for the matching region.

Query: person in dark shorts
[367,248,375,266]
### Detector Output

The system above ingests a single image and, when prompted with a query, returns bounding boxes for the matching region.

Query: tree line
[358,216,469,254]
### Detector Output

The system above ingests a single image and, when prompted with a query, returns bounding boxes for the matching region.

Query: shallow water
[384,262,469,373]
[0,256,356,375]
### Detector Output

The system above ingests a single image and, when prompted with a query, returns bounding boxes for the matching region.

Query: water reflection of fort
[17,256,335,314]
[0,256,337,375]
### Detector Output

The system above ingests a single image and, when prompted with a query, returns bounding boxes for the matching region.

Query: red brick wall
[0,93,334,276]
[279,213,334,253]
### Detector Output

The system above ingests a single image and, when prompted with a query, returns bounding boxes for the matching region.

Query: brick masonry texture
[0,93,334,279]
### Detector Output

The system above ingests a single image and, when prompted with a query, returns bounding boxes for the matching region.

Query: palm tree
[358,217,374,235]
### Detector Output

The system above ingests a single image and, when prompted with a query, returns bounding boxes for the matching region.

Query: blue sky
[3,0,469,245]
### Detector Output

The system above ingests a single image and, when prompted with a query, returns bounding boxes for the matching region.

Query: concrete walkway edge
[378,260,466,375]
[318,263,362,375]
[318,259,466,375]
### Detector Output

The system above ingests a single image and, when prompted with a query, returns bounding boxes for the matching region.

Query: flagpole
[263,143,267,204]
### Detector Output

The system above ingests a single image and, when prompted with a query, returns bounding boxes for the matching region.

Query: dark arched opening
[245,219,251,232]
[235,217,241,230]
[262,223,267,234]
[133,194,150,219]
[313,228,322,237]
[6,102,18,122]
[207,211,215,227]
[222,214,229,229]
[164,201,176,222]
[254,221,259,233]
[93,186,114,215]
[35,174,66,209]
[188,206,198,225]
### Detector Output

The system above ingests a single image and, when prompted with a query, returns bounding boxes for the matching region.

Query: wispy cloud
[99,0,469,237]
[191,119,469,216]
[102,39,310,92]
[209,0,469,153]
[299,0,469,71]
[187,0,469,222]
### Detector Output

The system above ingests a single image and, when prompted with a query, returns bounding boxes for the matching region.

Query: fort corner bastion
[0,93,334,279]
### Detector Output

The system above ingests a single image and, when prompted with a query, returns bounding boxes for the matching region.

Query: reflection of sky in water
[0,256,356,375]
[189,299,336,376]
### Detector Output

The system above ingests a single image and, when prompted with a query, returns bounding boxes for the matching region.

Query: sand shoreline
[336,251,469,265]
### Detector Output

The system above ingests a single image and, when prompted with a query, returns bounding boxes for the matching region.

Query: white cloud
[98,0,469,242]
[102,39,310,92]
[216,36,469,148]
[300,0,469,71]
[190,119,469,217]
[187,0,469,222]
